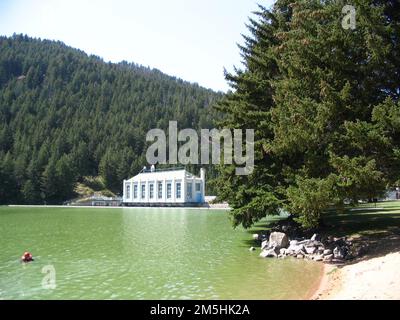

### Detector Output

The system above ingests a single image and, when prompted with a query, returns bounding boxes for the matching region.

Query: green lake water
[0,206,323,300]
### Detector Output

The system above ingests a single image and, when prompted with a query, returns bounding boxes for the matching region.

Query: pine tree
[40,157,58,203]
[0,152,18,203]
[215,0,400,229]
[21,180,39,204]
[99,150,120,192]
[55,154,76,200]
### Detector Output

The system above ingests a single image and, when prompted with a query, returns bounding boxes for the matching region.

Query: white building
[122,166,206,206]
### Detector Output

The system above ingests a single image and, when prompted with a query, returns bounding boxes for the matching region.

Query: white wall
[123,170,204,204]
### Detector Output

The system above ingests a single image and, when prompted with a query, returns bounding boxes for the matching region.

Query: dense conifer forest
[0,34,221,204]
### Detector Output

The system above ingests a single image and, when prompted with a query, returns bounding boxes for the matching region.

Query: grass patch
[321,201,400,261]
[322,201,400,238]
[327,267,338,275]
[73,176,116,201]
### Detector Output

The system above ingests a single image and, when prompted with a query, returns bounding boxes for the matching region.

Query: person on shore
[21,252,34,263]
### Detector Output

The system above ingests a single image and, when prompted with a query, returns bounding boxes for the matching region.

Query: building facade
[122,167,205,206]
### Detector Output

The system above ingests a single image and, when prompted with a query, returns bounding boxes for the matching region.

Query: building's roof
[125,167,200,181]
[139,166,185,174]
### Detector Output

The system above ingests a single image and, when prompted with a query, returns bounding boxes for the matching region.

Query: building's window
[167,183,172,199]
[187,183,192,199]
[149,184,154,199]
[141,184,146,199]
[133,184,138,199]
[158,182,163,199]
[176,182,181,199]
[126,184,131,199]
[195,182,201,192]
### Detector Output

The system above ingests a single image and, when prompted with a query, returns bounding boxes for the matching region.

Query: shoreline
[311,251,400,300]
[309,262,341,300]
[304,261,328,300]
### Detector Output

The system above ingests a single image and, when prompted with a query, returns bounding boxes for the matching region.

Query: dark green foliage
[0,152,18,203]
[215,1,400,229]
[0,34,221,204]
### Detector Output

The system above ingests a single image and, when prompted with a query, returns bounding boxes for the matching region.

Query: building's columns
[139,179,142,202]
[146,181,149,203]
[164,179,167,202]
[123,180,126,202]
[173,178,177,202]
[183,179,186,203]
[200,168,206,202]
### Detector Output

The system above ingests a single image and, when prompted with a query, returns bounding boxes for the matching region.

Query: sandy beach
[312,251,400,300]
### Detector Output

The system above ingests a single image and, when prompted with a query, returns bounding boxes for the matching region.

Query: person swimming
[21,252,34,263]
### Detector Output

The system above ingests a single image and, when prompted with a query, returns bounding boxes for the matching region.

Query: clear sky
[0,0,275,92]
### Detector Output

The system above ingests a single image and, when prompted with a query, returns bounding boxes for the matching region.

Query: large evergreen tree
[216,0,400,229]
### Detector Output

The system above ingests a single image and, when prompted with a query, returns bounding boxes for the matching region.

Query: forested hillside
[0,34,221,204]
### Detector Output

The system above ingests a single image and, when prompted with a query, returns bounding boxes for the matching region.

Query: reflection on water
[0,207,322,299]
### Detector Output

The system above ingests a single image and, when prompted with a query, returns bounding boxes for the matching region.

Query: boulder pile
[255,231,356,263]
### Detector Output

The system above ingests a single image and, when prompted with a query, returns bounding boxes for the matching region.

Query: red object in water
[21,251,33,262]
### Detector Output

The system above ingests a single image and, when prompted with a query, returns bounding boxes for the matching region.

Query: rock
[280,248,288,256]
[261,240,269,250]
[317,246,325,254]
[252,234,260,241]
[333,246,345,259]
[260,247,279,258]
[289,240,298,246]
[287,244,305,255]
[296,254,304,259]
[305,246,316,254]
[313,255,324,261]
[249,247,256,251]
[323,249,332,255]
[269,232,289,249]
[267,249,278,258]
[311,234,318,241]
[323,254,333,262]
[297,250,306,256]
[305,240,323,248]
[297,239,310,245]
